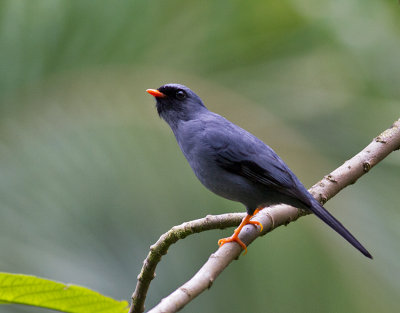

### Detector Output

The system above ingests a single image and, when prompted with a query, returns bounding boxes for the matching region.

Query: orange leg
[218,208,263,255]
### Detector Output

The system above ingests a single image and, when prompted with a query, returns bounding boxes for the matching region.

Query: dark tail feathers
[309,200,372,259]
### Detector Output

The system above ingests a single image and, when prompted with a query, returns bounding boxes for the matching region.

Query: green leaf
[0,272,129,313]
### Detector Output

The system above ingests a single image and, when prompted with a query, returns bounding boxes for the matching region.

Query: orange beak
[146,89,166,98]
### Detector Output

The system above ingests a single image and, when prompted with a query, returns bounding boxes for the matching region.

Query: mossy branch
[129,213,245,313]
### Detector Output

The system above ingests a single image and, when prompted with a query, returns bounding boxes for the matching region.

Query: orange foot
[218,208,263,255]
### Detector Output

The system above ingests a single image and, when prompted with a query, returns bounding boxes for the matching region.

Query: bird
[146,83,372,258]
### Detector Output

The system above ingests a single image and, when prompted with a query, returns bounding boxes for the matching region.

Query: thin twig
[129,213,245,313]
[131,118,400,313]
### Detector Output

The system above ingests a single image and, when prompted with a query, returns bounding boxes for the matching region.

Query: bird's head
[147,84,207,127]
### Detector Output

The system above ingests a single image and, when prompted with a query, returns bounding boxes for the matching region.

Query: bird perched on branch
[146,83,372,258]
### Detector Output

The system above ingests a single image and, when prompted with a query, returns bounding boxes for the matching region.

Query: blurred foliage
[0,1,399,313]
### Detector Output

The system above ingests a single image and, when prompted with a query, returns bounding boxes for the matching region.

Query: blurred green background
[0,1,399,312]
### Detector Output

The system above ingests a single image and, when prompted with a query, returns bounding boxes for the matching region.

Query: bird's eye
[176,90,186,100]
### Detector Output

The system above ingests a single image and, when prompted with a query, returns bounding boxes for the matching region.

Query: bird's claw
[248,220,263,232]
[218,235,248,254]
[218,210,263,255]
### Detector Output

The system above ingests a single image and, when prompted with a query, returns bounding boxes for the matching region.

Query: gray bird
[146,83,372,258]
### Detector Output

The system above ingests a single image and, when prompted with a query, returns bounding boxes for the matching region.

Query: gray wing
[205,119,311,206]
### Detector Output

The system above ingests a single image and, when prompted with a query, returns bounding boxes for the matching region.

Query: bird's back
[174,112,312,211]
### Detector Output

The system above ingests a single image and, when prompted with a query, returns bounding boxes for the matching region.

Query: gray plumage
[149,83,372,258]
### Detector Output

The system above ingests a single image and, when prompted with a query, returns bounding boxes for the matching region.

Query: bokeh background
[1,1,399,312]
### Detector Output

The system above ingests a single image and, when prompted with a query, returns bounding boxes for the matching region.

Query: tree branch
[131,118,400,313]
[129,213,245,313]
